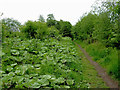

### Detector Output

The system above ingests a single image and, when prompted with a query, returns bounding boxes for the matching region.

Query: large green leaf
[11,50,20,56]
[7,66,13,71]
[15,65,28,75]
[55,77,65,84]
[38,79,49,86]
[12,76,24,84]
[15,84,24,88]
[11,63,17,67]
[41,75,51,79]
[66,79,74,85]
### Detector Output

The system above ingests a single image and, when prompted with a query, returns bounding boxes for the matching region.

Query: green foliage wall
[72,13,96,41]
[59,20,72,37]
[21,20,61,40]
[72,1,120,49]
[46,14,72,38]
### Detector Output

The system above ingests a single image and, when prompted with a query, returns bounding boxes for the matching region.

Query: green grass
[75,40,119,80]
[74,42,108,88]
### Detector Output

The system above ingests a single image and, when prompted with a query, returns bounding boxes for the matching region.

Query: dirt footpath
[75,42,119,89]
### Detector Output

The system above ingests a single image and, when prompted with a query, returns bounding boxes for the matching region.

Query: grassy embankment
[73,42,108,88]
[74,40,119,82]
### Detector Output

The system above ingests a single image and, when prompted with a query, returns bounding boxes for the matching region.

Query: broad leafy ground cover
[1,37,90,88]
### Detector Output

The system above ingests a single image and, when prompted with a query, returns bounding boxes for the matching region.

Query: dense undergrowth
[1,37,90,88]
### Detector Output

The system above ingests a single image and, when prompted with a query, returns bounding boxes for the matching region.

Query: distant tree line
[1,0,119,49]
[1,14,72,41]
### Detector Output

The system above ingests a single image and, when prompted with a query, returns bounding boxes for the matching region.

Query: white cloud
[0,0,96,25]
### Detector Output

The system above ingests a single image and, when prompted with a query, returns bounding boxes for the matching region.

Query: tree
[59,20,72,37]
[54,21,61,30]
[21,20,37,38]
[71,22,82,40]
[46,14,56,27]
[2,18,21,40]
[2,18,21,32]
[72,0,120,48]
[92,0,120,48]
[35,22,48,40]
[21,19,62,40]
[38,15,45,22]
[47,14,55,21]
[93,12,112,45]
[71,13,96,41]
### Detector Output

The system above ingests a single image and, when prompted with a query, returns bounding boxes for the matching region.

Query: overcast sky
[0,0,96,25]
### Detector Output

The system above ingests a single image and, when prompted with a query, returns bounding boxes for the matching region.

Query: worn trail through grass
[74,42,119,88]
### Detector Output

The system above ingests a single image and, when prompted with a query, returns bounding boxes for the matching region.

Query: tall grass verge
[75,40,119,80]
